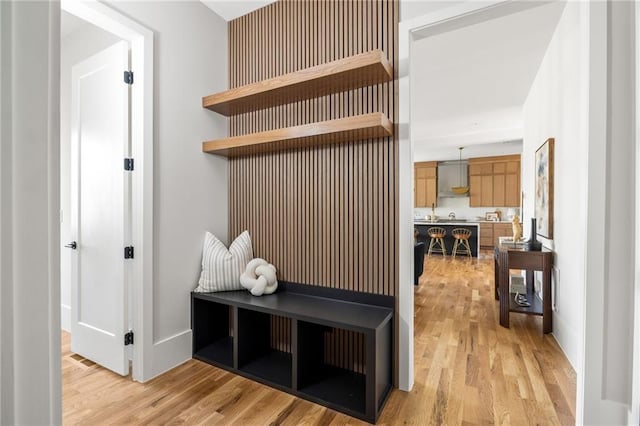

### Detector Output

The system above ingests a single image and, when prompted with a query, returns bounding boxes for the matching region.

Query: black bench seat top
[193,290,393,333]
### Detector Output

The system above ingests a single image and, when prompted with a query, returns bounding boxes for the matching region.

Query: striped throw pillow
[194,231,253,293]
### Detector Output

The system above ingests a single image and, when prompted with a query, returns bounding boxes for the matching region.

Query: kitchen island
[414,221,480,257]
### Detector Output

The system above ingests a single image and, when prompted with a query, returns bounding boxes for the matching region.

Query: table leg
[526,270,534,292]
[499,251,510,328]
[542,264,552,333]
[494,249,499,300]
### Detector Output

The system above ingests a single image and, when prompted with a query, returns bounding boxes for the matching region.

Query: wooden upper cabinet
[504,160,520,206]
[480,175,494,206]
[493,174,506,206]
[469,162,493,176]
[415,165,436,179]
[468,154,521,207]
[493,162,506,174]
[506,160,519,174]
[505,173,520,206]
[414,161,437,208]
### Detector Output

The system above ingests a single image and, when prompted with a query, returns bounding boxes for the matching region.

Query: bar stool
[451,228,472,258]
[427,227,447,256]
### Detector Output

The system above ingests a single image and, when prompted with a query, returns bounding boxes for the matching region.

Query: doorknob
[65,241,77,250]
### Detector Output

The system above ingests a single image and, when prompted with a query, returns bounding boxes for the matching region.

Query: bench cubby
[237,309,292,387]
[191,282,393,423]
[191,298,234,368]
[297,322,367,414]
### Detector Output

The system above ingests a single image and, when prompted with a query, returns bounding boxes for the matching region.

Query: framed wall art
[534,138,554,239]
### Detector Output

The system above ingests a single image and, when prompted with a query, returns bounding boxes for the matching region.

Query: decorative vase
[524,218,542,251]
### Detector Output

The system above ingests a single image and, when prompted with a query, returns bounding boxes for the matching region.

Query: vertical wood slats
[228,0,398,374]
[270,316,291,353]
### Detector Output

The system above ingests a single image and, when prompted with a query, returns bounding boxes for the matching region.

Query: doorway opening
[59,0,153,384]
[399,2,575,422]
[409,2,563,271]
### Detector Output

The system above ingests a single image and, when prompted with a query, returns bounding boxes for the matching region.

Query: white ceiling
[201,0,458,23]
[200,0,277,21]
[411,2,566,161]
[400,0,463,23]
[200,0,463,22]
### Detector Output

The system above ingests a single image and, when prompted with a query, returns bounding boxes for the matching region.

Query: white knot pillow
[240,258,278,296]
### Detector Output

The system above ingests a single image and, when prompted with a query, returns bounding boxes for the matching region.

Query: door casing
[61,0,154,383]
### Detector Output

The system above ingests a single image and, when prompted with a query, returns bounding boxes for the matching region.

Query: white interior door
[69,41,130,376]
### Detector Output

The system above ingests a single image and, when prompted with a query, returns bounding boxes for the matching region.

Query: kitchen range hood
[437,160,469,198]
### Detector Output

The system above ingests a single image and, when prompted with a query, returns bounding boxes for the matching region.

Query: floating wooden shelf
[202,112,393,157]
[202,50,393,116]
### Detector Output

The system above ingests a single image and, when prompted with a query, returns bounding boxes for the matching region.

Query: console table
[494,243,554,333]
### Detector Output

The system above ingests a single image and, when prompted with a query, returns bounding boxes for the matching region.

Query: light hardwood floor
[63,251,575,425]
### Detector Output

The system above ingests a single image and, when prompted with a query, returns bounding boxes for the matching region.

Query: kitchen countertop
[413,220,513,226]
[414,220,480,226]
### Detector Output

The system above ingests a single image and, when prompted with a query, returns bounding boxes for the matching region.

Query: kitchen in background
[407,2,550,258]
[414,141,522,256]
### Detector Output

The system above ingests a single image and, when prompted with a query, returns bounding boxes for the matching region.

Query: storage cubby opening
[237,309,292,387]
[192,298,233,368]
[297,322,367,414]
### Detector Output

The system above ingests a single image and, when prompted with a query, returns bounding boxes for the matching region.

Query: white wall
[60,16,121,332]
[522,1,582,369]
[579,1,636,422]
[1,1,61,424]
[104,1,228,379]
[600,0,634,406]
[521,10,638,417]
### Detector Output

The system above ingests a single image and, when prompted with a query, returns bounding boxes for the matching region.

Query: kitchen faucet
[448,212,455,220]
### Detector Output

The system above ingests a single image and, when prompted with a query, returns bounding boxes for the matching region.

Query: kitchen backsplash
[414,197,520,221]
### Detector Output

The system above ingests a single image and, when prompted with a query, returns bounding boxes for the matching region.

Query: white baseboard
[551,314,579,371]
[148,329,192,380]
[61,304,71,332]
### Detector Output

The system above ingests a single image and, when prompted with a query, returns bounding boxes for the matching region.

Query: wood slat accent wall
[270,316,291,353]
[324,328,366,374]
[228,0,398,375]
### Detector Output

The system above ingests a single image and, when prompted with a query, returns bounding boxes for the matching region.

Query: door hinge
[124,246,134,259]
[124,331,134,346]
[124,158,134,171]
[123,71,134,85]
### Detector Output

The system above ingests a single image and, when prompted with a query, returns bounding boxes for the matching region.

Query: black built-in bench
[191,282,394,424]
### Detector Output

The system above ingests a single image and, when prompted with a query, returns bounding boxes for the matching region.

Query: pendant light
[451,147,469,195]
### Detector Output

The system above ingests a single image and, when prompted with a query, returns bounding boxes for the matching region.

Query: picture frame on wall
[535,138,554,239]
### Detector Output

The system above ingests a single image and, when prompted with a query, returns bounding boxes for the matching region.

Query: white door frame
[397,0,558,392]
[400,1,638,423]
[61,0,154,382]
[632,2,640,424]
